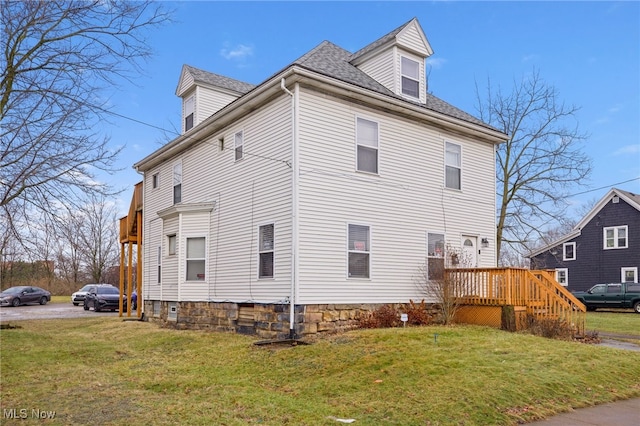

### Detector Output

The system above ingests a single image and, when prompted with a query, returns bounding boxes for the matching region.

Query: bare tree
[475,70,592,264]
[415,245,471,325]
[78,194,120,284]
[0,0,170,242]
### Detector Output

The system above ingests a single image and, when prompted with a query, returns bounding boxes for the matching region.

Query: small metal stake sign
[400,313,408,327]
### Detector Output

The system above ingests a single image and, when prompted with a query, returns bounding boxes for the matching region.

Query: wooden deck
[118,182,143,319]
[446,268,586,335]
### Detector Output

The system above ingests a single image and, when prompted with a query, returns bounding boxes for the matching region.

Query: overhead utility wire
[96,105,290,167]
[96,106,640,192]
[567,177,640,197]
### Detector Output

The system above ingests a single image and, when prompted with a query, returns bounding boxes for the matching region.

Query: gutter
[134,65,507,173]
[281,77,299,339]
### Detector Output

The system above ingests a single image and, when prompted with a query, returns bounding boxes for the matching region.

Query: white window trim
[555,268,568,287]
[157,246,162,284]
[258,223,275,280]
[426,231,446,281]
[347,223,371,280]
[167,234,177,256]
[184,95,195,132]
[603,225,628,249]
[234,130,244,162]
[444,141,462,190]
[400,55,421,99]
[173,162,182,204]
[621,267,638,283]
[185,236,206,282]
[152,172,159,190]
[563,242,576,261]
[355,116,379,175]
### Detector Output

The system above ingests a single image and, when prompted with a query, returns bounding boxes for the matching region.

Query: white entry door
[461,236,477,267]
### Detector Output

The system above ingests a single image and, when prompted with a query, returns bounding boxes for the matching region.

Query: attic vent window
[401,56,420,98]
[612,195,619,203]
[184,96,195,131]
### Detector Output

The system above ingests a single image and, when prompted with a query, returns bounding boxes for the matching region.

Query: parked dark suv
[83,285,126,312]
[71,283,115,306]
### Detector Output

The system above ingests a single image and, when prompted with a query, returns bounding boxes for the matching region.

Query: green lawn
[1,318,639,425]
[586,310,640,336]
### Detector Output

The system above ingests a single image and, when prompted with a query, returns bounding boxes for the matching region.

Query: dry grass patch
[1,318,639,425]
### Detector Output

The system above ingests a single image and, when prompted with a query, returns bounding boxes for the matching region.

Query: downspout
[281,77,298,339]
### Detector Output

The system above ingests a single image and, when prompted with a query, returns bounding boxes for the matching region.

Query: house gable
[528,188,640,291]
[350,18,433,104]
[175,65,256,134]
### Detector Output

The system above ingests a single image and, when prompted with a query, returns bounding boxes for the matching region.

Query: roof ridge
[350,17,416,61]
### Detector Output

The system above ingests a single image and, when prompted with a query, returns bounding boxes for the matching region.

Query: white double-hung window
[603,225,627,249]
[356,117,378,174]
[401,56,420,98]
[184,96,194,131]
[445,142,461,190]
[427,232,445,280]
[234,131,244,161]
[258,224,274,279]
[186,237,205,281]
[348,224,370,278]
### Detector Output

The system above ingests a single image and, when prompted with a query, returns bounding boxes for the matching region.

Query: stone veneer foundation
[143,300,440,339]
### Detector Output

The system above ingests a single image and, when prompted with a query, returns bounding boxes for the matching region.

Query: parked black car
[83,285,126,312]
[0,286,51,307]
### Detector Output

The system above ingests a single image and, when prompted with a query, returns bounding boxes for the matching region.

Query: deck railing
[445,267,586,335]
[119,181,143,243]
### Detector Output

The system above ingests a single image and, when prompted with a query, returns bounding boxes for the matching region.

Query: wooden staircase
[445,268,586,335]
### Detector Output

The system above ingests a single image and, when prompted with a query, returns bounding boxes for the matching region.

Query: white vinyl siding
[356,117,378,174]
[196,86,240,122]
[142,94,293,303]
[296,88,497,304]
[356,47,394,92]
[396,22,431,57]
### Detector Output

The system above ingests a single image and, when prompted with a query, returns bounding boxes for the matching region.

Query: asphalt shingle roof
[184,64,255,94]
[183,19,498,132]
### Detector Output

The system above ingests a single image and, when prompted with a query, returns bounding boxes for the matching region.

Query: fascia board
[526,229,582,259]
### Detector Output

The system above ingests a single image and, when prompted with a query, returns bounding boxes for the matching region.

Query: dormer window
[184,96,194,131]
[401,56,420,98]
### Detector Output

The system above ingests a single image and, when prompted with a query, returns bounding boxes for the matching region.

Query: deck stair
[446,268,586,335]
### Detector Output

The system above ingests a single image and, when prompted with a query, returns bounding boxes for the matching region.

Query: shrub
[405,299,433,326]
[358,304,400,329]
[525,314,574,340]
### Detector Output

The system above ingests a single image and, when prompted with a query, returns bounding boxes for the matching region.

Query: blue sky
[104,1,640,218]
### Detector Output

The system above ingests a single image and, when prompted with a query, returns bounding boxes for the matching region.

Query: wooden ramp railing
[445,268,586,335]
